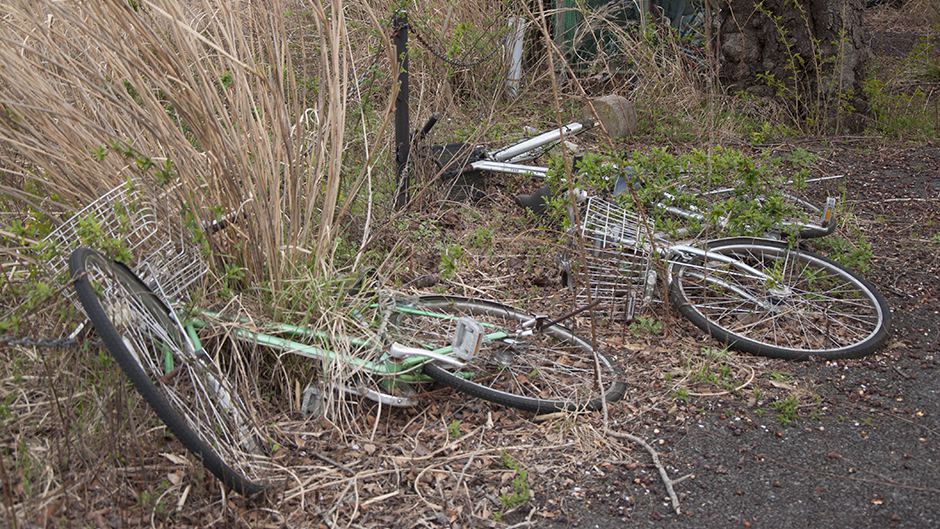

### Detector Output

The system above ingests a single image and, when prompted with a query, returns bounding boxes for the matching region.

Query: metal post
[506,16,526,98]
[393,10,410,209]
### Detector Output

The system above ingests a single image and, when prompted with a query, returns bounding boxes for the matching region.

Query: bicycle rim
[670,238,889,359]
[389,295,626,413]
[70,248,267,495]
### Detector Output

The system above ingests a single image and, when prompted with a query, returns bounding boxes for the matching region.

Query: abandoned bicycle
[44,180,626,495]
[430,120,889,359]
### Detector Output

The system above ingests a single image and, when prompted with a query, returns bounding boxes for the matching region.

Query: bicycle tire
[389,295,627,414]
[70,248,266,495]
[669,238,890,360]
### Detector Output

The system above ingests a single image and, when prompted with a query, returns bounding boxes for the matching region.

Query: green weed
[498,451,531,511]
[683,347,740,392]
[138,479,172,518]
[439,243,465,280]
[629,316,664,337]
[812,233,873,274]
[447,420,462,440]
[674,387,690,404]
[772,395,799,426]
[469,227,493,250]
[543,146,812,241]
[863,78,937,140]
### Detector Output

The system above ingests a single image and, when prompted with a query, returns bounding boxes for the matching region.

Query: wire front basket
[41,178,207,309]
[568,196,655,320]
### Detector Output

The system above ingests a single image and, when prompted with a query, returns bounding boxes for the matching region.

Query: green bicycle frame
[185,306,510,384]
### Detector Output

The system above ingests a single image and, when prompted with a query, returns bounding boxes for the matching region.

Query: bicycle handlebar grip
[514,184,553,217]
[416,113,440,141]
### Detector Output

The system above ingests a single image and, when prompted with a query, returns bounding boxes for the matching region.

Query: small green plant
[747,120,796,145]
[219,70,234,90]
[438,243,465,280]
[812,234,873,274]
[908,34,940,82]
[931,233,940,247]
[498,451,531,511]
[16,438,42,498]
[91,145,108,161]
[0,392,15,425]
[447,420,462,440]
[218,261,247,299]
[674,387,690,404]
[629,316,664,336]
[138,479,172,518]
[772,395,799,426]
[684,347,739,392]
[751,388,763,404]
[469,227,493,250]
[543,146,809,241]
[154,159,175,185]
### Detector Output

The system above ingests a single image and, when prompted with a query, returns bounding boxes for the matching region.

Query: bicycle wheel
[69,248,266,495]
[669,238,890,360]
[389,295,627,414]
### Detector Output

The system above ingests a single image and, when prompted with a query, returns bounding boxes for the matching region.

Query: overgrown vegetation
[543,146,815,240]
[863,33,939,139]
[0,0,931,526]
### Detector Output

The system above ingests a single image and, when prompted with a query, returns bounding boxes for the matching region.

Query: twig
[505,506,537,528]
[310,452,356,476]
[606,429,690,515]
[360,490,399,507]
[532,411,571,422]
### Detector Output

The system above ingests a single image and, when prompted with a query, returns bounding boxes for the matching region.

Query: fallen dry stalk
[606,428,693,515]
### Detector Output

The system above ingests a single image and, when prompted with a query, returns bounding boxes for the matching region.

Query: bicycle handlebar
[415,113,439,143]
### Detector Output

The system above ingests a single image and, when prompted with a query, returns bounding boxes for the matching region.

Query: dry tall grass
[0,0,392,288]
[0,1,729,526]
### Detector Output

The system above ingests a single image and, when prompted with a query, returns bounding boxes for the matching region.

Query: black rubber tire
[669,237,890,360]
[395,295,627,414]
[70,248,264,496]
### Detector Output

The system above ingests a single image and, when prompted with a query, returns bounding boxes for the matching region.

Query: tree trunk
[718,0,870,130]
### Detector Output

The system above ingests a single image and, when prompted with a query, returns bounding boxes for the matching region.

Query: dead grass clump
[0,0,389,289]
[868,0,940,34]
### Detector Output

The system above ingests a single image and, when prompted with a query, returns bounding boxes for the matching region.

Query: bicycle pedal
[389,343,465,368]
[452,317,484,361]
[301,385,324,419]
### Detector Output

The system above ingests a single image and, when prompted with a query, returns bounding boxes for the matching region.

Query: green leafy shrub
[864,78,937,139]
[543,146,809,240]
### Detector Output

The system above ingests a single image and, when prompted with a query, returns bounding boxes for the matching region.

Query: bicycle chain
[407,22,504,69]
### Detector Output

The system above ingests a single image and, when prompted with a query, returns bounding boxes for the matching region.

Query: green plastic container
[553,0,699,68]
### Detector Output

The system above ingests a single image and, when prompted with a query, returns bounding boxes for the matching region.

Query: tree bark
[718,0,870,129]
